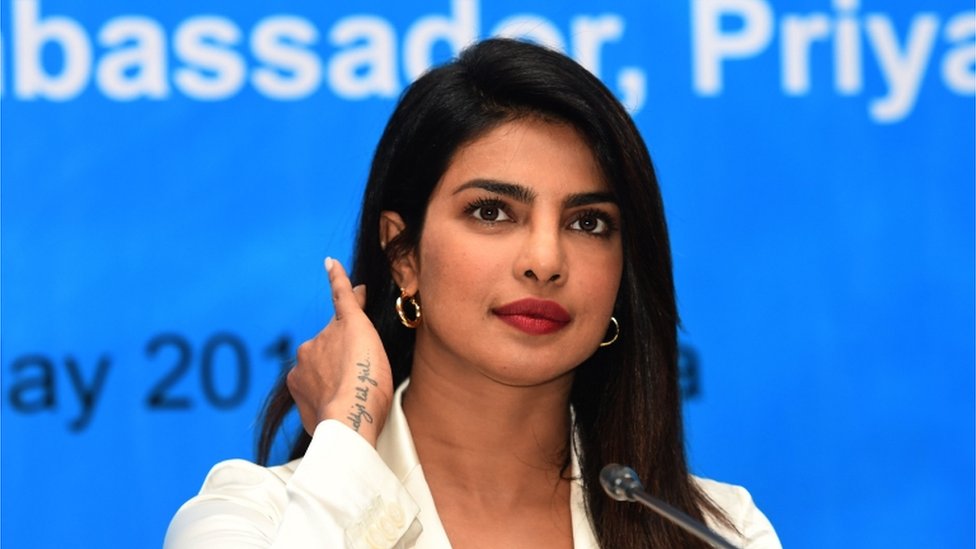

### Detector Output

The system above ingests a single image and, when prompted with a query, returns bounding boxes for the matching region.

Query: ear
[379,211,419,295]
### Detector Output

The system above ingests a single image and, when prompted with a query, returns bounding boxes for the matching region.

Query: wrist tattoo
[346,358,378,432]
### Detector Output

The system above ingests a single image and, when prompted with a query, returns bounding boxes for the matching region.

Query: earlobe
[379,211,419,294]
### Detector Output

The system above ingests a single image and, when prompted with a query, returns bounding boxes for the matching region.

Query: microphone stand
[600,463,739,549]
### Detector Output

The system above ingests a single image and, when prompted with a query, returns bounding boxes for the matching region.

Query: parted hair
[259,38,732,548]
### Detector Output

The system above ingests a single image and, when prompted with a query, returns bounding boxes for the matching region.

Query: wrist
[322,400,382,447]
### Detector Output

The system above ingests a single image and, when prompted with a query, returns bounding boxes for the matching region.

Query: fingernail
[324,257,334,271]
[352,284,365,293]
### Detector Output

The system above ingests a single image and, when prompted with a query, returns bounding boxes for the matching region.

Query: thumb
[352,284,367,310]
[325,257,357,321]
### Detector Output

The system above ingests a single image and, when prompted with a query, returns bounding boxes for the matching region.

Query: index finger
[325,257,358,321]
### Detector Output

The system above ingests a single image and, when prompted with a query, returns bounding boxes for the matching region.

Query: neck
[402,357,574,497]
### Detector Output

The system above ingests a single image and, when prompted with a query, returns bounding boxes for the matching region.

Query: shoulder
[165,420,418,548]
[692,476,783,549]
[196,457,300,496]
[168,457,302,537]
[692,475,756,515]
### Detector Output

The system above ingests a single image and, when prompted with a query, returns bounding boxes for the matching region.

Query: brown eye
[468,200,511,223]
[578,215,598,231]
[570,212,610,235]
[479,206,500,221]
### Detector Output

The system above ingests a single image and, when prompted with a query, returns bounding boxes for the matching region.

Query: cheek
[416,229,502,311]
[608,252,625,298]
[589,266,623,316]
[576,244,623,297]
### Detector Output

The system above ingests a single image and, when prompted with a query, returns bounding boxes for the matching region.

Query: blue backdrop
[2,0,973,547]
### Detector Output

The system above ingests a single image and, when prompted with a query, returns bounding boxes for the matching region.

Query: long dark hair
[259,38,731,548]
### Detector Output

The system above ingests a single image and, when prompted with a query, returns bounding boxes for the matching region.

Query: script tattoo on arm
[346,358,378,432]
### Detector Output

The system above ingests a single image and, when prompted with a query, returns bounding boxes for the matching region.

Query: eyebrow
[564,191,617,208]
[454,178,617,208]
[454,179,535,202]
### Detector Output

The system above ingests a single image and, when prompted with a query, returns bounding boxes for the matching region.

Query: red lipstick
[492,298,571,335]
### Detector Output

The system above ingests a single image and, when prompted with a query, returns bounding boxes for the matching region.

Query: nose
[514,224,566,285]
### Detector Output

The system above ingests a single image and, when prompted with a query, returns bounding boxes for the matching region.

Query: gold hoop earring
[599,316,619,347]
[396,290,421,328]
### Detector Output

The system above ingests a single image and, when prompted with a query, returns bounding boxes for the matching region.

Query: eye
[466,198,512,223]
[569,211,613,235]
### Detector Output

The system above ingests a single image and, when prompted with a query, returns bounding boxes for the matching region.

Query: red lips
[492,298,571,335]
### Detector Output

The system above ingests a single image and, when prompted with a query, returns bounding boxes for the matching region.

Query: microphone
[599,464,740,549]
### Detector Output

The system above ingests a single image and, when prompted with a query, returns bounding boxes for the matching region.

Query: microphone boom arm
[599,464,739,549]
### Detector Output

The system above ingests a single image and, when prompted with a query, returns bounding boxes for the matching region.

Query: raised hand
[287,257,394,447]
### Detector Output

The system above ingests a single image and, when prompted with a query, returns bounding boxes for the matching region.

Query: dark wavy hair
[258,38,731,548]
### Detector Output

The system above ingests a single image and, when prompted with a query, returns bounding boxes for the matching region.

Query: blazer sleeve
[164,420,422,549]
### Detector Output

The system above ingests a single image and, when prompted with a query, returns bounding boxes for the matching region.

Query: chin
[479,361,579,389]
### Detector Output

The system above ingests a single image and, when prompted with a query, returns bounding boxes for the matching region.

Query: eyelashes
[464,197,511,223]
[463,196,618,238]
[570,209,618,236]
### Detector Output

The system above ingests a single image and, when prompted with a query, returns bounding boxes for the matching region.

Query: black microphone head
[600,463,643,502]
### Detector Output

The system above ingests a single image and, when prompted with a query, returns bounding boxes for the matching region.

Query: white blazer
[165,382,781,548]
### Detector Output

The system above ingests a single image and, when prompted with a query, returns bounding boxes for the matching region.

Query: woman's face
[392,117,623,387]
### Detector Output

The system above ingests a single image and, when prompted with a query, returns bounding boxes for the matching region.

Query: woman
[166,38,780,548]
